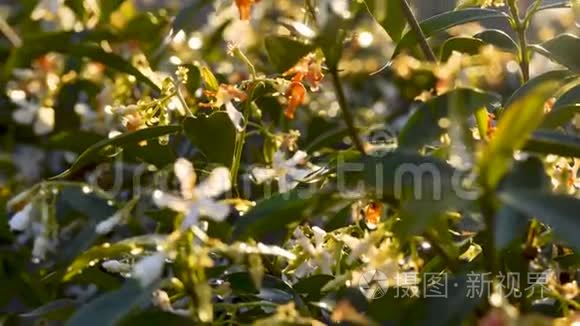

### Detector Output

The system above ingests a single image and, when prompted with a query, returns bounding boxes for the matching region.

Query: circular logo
[356,270,388,299]
[365,125,397,157]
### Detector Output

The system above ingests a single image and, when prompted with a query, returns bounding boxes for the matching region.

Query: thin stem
[399,0,437,62]
[230,98,253,193]
[0,16,21,47]
[480,190,498,277]
[174,81,194,117]
[329,70,366,155]
[508,0,530,82]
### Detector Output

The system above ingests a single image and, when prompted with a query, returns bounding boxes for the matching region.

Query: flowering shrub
[1,0,580,325]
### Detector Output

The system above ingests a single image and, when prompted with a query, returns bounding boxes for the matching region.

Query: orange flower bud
[284,81,306,119]
[235,0,255,20]
[364,202,383,226]
[486,112,496,140]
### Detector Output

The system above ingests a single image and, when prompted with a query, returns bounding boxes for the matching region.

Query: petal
[95,213,122,234]
[277,176,292,193]
[225,101,244,132]
[198,198,230,222]
[9,203,33,231]
[251,167,277,184]
[195,167,231,198]
[272,151,286,169]
[174,158,196,198]
[287,167,311,182]
[12,105,36,124]
[287,150,308,166]
[152,190,189,213]
[34,107,55,135]
[132,253,165,287]
[181,204,200,229]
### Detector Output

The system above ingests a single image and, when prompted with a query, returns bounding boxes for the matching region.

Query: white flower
[11,99,55,135]
[32,235,53,261]
[102,260,132,273]
[34,107,55,135]
[153,158,231,229]
[9,203,33,231]
[214,85,245,132]
[95,213,123,235]
[252,150,317,192]
[292,227,333,276]
[132,252,166,287]
[12,101,37,124]
[31,0,63,20]
[152,290,173,312]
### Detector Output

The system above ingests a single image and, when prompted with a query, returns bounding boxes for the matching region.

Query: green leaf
[5,32,160,92]
[293,274,334,301]
[393,8,508,58]
[47,131,104,154]
[51,126,181,179]
[499,190,580,250]
[364,0,406,42]
[20,299,77,321]
[399,88,499,150]
[66,280,158,326]
[538,0,573,11]
[264,36,315,73]
[183,112,236,167]
[171,0,213,36]
[199,66,219,92]
[439,37,485,60]
[120,311,195,325]
[532,34,580,73]
[480,70,573,188]
[474,29,519,53]
[542,84,580,128]
[402,275,486,326]
[317,14,352,70]
[232,188,323,241]
[349,153,471,239]
[523,130,580,158]
[64,235,165,281]
[495,157,549,250]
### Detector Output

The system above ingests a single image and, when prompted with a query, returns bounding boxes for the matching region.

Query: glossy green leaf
[47,131,104,154]
[200,66,219,92]
[480,70,573,188]
[402,275,486,326]
[474,29,519,53]
[499,190,580,250]
[364,0,406,42]
[532,34,580,73]
[495,157,549,250]
[399,88,499,150]
[232,188,323,241]
[52,126,181,179]
[439,37,485,60]
[5,32,160,91]
[542,84,580,128]
[66,280,158,326]
[393,8,508,57]
[20,299,77,321]
[183,112,236,167]
[538,0,573,11]
[171,0,213,36]
[120,311,195,326]
[317,14,352,70]
[293,274,334,301]
[523,130,580,158]
[264,36,315,73]
[64,235,165,281]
